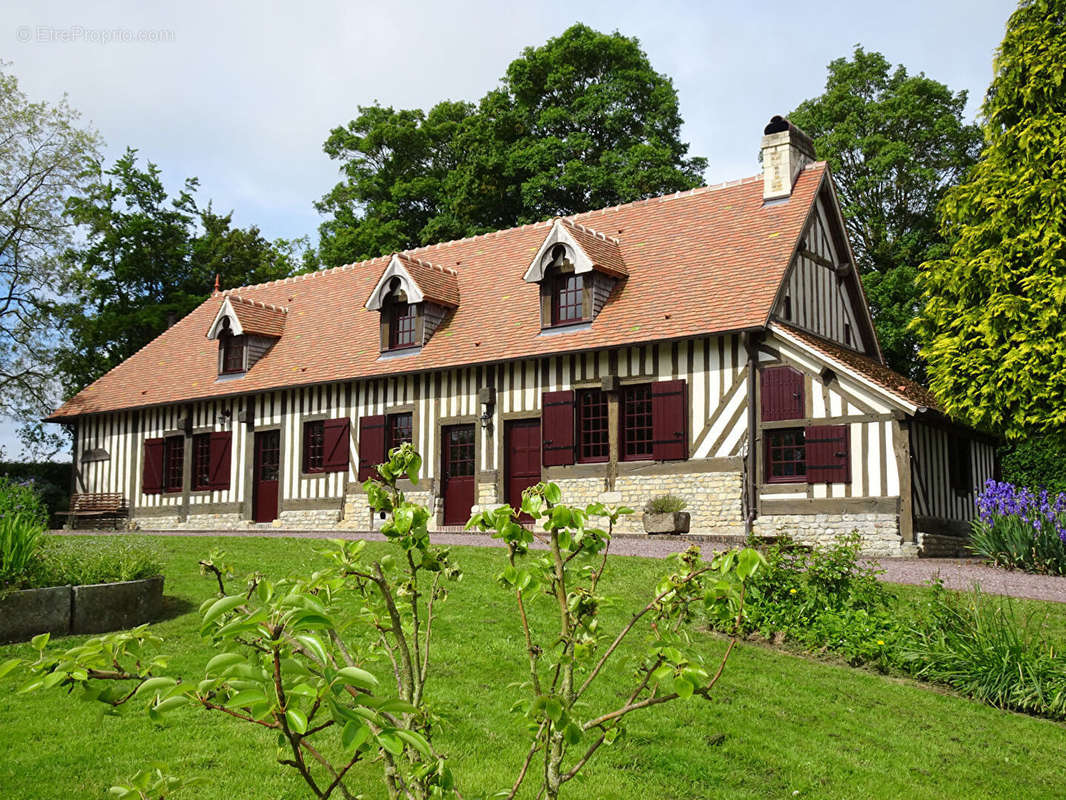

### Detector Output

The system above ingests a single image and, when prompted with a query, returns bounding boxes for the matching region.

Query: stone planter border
[0,576,164,644]
[642,511,691,535]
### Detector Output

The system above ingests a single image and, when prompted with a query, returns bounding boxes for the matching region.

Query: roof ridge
[228,294,289,314]
[560,218,621,244]
[206,166,824,296]
[397,252,459,276]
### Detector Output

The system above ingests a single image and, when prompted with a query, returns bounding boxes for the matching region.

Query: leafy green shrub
[0,475,49,528]
[31,538,162,586]
[727,533,900,666]
[902,583,1066,718]
[0,512,47,589]
[644,494,687,514]
[999,434,1066,495]
[971,481,1066,574]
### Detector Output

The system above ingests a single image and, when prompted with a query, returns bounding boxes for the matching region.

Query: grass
[1,535,1065,799]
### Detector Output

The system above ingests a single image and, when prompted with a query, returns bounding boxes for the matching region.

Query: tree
[0,64,101,451]
[317,24,706,266]
[788,47,982,379]
[2,445,761,800]
[914,0,1066,440]
[55,149,301,395]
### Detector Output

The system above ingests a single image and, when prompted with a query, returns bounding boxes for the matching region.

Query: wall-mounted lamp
[216,408,233,429]
[477,386,496,431]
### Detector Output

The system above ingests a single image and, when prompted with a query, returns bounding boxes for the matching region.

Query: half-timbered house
[47,117,994,555]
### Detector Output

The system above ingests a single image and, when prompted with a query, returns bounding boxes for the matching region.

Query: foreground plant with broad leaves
[2,444,462,800]
[0,445,762,799]
[468,484,763,800]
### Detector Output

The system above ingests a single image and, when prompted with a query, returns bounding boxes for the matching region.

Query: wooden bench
[67,493,129,530]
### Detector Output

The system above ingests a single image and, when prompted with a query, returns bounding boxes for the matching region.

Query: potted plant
[642,494,690,534]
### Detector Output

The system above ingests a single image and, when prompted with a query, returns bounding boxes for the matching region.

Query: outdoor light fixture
[477,386,495,431]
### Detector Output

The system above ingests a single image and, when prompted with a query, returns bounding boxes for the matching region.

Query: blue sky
[5,0,1017,459]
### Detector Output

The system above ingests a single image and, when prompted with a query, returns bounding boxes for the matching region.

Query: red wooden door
[505,419,541,520]
[253,430,280,522]
[441,424,475,526]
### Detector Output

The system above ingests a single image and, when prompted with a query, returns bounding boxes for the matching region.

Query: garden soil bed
[0,576,164,643]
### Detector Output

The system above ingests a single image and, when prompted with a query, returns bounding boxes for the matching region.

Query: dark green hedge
[0,462,72,527]
[998,435,1066,494]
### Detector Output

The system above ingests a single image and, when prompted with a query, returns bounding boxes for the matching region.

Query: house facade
[49,117,995,556]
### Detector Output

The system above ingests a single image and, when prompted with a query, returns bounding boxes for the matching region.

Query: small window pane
[552,273,583,325]
[390,303,417,349]
[164,435,184,493]
[621,385,653,460]
[578,390,609,462]
[192,433,211,490]
[388,413,413,452]
[304,420,324,473]
[766,428,806,482]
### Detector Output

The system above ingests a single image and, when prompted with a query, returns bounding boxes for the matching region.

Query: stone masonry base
[754,512,904,557]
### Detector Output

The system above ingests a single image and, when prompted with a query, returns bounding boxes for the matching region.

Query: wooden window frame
[163,434,184,494]
[765,428,807,484]
[192,432,211,491]
[219,329,245,374]
[620,383,654,461]
[948,434,972,493]
[551,272,585,326]
[576,389,609,463]
[387,412,413,453]
[387,301,418,350]
[303,419,325,474]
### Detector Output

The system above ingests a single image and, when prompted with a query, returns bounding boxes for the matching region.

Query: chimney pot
[761,115,816,202]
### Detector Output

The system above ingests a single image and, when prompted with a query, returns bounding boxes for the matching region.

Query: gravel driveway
[56,528,1066,604]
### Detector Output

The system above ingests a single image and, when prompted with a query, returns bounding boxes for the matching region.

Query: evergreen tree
[914,0,1066,438]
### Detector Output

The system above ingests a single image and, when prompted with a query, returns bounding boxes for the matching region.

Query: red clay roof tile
[48,165,827,420]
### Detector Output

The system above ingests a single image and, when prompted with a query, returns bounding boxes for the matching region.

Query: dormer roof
[523,219,627,283]
[365,253,460,311]
[207,295,287,340]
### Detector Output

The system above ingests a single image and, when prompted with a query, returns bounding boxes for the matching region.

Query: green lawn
[2,535,1065,799]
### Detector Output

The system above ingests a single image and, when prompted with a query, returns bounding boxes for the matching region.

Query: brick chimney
[761,115,815,202]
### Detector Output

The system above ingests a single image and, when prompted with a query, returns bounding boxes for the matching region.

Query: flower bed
[970,480,1066,574]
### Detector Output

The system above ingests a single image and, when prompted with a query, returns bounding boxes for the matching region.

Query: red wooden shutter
[357,415,386,481]
[805,424,850,484]
[761,366,804,421]
[323,418,351,473]
[208,432,232,490]
[542,390,575,467]
[652,380,688,461]
[142,438,164,494]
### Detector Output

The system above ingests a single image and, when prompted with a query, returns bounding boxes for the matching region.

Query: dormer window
[218,318,245,374]
[206,295,286,378]
[551,262,584,325]
[383,278,418,351]
[365,254,459,355]
[524,220,627,331]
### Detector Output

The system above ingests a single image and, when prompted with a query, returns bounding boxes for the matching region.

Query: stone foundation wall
[278,508,343,529]
[917,531,970,558]
[339,490,436,530]
[754,512,904,556]
[552,471,744,535]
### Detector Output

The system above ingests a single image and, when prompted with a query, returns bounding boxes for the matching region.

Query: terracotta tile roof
[396,254,460,307]
[228,295,287,338]
[560,220,627,278]
[772,322,941,412]
[48,164,827,420]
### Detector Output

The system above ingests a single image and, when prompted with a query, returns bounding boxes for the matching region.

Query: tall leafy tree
[788,47,982,378]
[317,24,706,266]
[914,0,1066,440]
[0,65,100,454]
[56,149,300,394]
